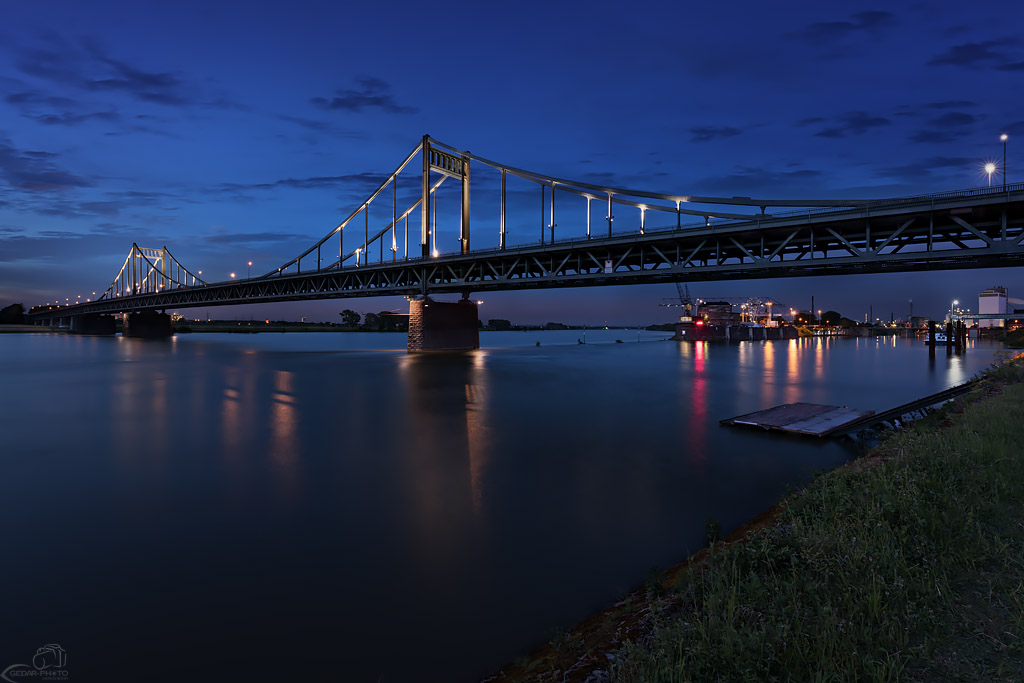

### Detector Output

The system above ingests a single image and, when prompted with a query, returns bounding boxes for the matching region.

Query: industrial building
[978,286,1008,328]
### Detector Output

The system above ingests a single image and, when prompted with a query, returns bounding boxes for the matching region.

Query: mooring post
[945,321,954,355]
[928,321,936,357]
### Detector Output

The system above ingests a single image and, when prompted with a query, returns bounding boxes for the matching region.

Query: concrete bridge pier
[70,313,116,335]
[407,296,479,353]
[123,311,173,338]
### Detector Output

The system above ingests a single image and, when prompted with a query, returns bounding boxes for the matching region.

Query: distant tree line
[0,303,25,324]
[339,309,407,331]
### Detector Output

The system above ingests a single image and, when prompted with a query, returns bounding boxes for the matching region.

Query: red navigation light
[695,320,704,326]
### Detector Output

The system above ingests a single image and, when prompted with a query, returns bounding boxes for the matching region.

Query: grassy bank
[492,357,1024,682]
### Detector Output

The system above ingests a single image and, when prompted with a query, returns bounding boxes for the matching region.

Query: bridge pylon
[100,243,205,301]
[421,135,471,257]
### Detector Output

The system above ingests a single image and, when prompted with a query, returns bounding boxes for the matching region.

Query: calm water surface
[0,331,1001,681]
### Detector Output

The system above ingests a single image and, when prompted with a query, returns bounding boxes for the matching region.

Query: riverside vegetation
[493,354,1024,682]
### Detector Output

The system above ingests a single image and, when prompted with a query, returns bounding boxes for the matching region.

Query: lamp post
[1002,134,1008,189]
[248,261,252,279]
[985,163,996,187]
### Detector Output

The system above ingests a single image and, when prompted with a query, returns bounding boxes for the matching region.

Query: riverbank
[488,354,1024,682]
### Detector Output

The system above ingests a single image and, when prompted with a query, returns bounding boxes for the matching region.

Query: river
[0,330,1002,681]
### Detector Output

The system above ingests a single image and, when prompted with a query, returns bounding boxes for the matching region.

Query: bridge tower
[421,135,471,256]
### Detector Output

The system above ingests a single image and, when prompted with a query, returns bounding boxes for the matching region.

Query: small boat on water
[925,332,948,343]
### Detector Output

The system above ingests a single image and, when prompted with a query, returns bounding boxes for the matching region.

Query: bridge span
[27,136,1024,349]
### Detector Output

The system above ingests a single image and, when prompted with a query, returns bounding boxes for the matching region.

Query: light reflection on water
[0,331,1004,681]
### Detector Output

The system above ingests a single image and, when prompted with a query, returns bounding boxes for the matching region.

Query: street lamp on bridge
[1002,134,1008,189]
[248,261,252,279]
[985,163,996,187]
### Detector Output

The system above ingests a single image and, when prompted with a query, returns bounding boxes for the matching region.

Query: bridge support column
[407,296,479,353]
[70,313,116,335]
[123,311,173,338]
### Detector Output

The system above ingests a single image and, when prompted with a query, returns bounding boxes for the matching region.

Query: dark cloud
[5,90,77,108]
[695,167,823,194]
[788,11,895,45]
[928,112,976,128]
[5,88,122,128]
[310,77,417,114]
[210,172,386,196]
[0,138,90,191]
[909,129,968,143]
[927,39,1020,68]
[9,34,243,110]
[877,156,973,180]
[689,126,742,142]
[927,100,976,109]
[0,180,188,220]
[274,114,360,139]
[998,61,1024,71]
[1005,120,1024,135]
[29,111,120,126]
[81,40,190,105]
[276,114,332,132]
[815,111,890,138]
[203,232,308,244]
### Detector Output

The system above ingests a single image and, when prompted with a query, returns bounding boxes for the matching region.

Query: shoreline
[485,353,1024,681]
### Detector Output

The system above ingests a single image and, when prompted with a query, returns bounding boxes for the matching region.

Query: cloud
[877,156,974,180]
[310,77,417,114]
[1004,120,1024,136]
[209,172,386,196]
[927,39,1020,68]
[795,117,826,127]
[203,231,309,245]
[788,11,895,45]
[929,112,977,128]
[815,111,890,138]
[29,111,120,126]
[81,41,191,105]
[9,34,244,110]
[909,130,969,143]
[998,61,1024,71]
[926,100,976,109]
[5,90,77,108]
[0,137,90,191]
[274,114,361,138]
[5,88,123,128]
[694,167,823,194]
[689,126,742,142]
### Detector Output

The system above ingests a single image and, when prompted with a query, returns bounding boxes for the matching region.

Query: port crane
[660,284,785,322]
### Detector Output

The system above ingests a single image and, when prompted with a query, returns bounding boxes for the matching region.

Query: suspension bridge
[27,135,1024,348]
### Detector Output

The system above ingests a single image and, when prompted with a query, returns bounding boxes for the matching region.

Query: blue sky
[1,0,1022,324]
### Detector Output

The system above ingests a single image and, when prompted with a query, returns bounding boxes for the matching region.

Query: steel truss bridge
[28,135,1024,320]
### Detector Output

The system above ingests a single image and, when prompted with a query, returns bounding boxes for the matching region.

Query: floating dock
[722,380,979,438]
[721,403,875,437]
